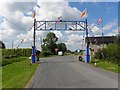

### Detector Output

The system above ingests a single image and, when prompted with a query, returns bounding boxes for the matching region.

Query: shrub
[40,51,53,57]
[94,44,119,64]
[2,48,32,58]
[2,57,27,66]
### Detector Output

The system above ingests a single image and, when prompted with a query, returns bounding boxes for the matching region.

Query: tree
[57,43,67,53]
[0,41,6,49]
[42,32,58,54]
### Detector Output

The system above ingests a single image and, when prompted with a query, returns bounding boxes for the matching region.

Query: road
[27,55,118,88]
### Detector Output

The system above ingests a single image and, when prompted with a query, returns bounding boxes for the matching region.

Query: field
[2,58,38,88]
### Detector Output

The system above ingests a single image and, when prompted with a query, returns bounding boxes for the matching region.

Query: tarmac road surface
[27,55,118,88]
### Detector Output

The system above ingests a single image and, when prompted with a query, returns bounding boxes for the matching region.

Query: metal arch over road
[35,20,86,31]
[32,19,90,63]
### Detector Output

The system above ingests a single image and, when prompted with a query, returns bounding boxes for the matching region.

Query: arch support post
[85,19,90,63]
[32,19,36,63]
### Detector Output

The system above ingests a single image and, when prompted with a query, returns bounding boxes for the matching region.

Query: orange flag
[32,10,36,18]
[80,8,86,17]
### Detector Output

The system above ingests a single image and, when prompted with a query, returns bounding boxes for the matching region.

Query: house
[85,36,117,57]
[86,36,117,45]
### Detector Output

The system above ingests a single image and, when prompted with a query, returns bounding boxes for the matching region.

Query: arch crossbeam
[35,20,86,31]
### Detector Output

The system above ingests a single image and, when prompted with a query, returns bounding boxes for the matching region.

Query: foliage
[57,43,67,53]
[2,48,32,66]
[0,41,6,49]
[42,32,67,55]
[40,51,53,57]
[2,57,27,66]
[42,32,58,54]
[2,48,32,58]
[94,44,119,64]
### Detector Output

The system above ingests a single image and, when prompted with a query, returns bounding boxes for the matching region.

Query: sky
[0,0,119,51]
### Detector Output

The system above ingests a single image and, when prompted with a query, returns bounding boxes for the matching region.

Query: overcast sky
[0,0,119,51]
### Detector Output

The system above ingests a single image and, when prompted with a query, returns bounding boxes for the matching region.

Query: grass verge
[0,67,2,90]
[90,59,119,74]
[2,58,39,88]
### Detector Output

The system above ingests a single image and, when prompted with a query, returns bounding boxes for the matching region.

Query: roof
[85,36,117,44]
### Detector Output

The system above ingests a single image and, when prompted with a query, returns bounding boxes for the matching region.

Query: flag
[31,0,40,18]
[32,9,36,18]
[36,0,40,8]
[80,8,86,17]
[97,17,102,25]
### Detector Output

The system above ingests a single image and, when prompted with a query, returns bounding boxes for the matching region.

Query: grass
[0,67,2,90]
[90,59,119,74]
[2,58,39,88]
[0,49,2,89]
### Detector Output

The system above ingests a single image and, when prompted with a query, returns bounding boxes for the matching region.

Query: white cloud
[65,34,85,51]
[89,23,102,36]
[0,1,118,51]
[65,31,85,35]
[103,21,117,31]
[51,31,62,38]
[107,28,118,36]
[0,0,88,50]
[66,34,83,44]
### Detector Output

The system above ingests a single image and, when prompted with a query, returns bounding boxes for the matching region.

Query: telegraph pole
[12,40,14,49]
[33,19,36,47]
[40,37,42,51]
[102,19,104,48]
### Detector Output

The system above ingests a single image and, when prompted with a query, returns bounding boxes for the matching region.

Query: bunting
[58,16,62,21]
[97,17,102,25]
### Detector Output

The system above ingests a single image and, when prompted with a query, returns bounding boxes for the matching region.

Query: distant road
[27,55,118,88]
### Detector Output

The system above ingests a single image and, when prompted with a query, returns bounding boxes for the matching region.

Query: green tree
[0,41,6,49]
[57,43,67,53]
[42,32,58,54]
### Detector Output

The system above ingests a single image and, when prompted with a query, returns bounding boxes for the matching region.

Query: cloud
[103,21,117,31]
[65,34,85,51]
[89,23,102,36]
[0,0,118,51]
[35,1,85,21]
[0,0,88,50]
[106,28,118,36]
[66,34,83,44]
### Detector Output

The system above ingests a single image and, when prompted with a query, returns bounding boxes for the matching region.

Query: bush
[94,44,119,64]
[2,57,27,66]
[2,48,32,58]
[40,51,53,57]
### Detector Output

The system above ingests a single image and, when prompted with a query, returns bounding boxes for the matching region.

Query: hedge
[40,51,53,57]
[2,48,32,58]
[2,57,27,66]
[94,44,119,64]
